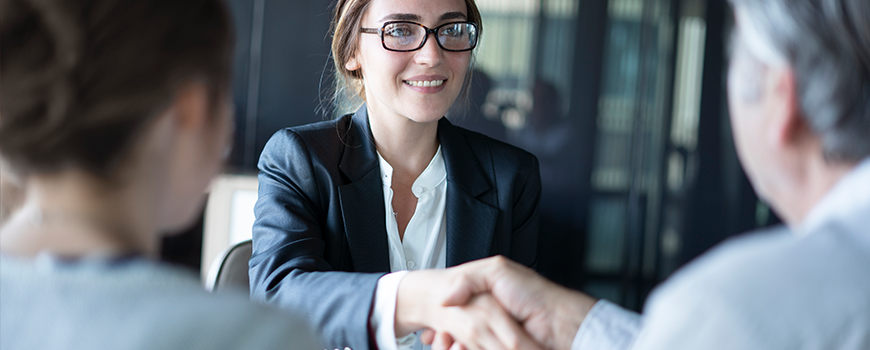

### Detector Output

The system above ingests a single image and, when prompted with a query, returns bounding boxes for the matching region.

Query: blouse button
[406,260,416,269]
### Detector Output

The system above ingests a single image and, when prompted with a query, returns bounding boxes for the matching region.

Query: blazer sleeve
[250,129,383,350]
[509,153,541,269]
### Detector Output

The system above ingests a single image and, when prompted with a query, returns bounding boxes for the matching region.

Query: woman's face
[348,0,472,124]
[160,90,233,232]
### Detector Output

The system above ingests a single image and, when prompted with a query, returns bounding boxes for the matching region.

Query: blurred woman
[250,0,542,349]
[0,0,314,348]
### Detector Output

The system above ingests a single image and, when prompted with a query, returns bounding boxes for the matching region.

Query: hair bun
[1,0,233,177]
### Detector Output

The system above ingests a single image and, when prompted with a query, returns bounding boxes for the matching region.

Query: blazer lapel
[337,106,391,273]
[439,118,499,267]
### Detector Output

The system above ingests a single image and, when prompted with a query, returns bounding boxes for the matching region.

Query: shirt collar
[797,157,870,236]
[377,152,393,186]
[377,146,447,197]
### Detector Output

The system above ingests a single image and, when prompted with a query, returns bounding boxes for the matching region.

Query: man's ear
[172,82,211,131]
[767,67,808,148]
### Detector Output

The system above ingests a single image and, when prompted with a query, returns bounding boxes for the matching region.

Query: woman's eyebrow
[378,12,467,23]
[379,13,421,22]
[439,12,467,21]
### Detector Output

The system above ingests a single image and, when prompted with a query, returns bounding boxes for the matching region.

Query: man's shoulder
[668,226,793,284]
[642,225,870,348]
[643,226,793,320]
[663,223,870,295]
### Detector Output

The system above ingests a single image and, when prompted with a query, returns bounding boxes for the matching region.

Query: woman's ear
[172,82,210,131]
[345,54,361,72]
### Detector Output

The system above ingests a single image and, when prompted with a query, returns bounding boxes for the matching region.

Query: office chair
[204,239,253,293]
[200,174,258,282]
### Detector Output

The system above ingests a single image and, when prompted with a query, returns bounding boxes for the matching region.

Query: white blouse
[369,146,448,350]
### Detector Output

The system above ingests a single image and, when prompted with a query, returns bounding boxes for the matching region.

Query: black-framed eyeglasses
[361,21,479,52]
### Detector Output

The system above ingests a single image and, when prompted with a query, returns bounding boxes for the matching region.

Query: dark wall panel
[227,0,334,172]
[255,1,334,161]
[227,0,253,170]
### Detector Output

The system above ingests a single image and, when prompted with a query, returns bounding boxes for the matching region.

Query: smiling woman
[248,0,542,349]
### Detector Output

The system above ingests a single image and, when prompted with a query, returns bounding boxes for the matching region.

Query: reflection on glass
[456,0,698,309]
[584,280,623,305]
[455,0,578,138]
[585,0,676,308]
[670,17,707,151]
[585,197,627,273]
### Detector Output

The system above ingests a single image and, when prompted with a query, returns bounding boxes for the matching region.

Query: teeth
[405,80,444,87]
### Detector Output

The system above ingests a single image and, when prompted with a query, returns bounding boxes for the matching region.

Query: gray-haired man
[425,0,870,348]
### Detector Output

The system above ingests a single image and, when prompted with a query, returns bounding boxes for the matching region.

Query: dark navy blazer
[250,106,541,350]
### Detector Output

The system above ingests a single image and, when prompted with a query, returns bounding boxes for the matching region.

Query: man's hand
[423,256,598,350]
[395,268,543,350]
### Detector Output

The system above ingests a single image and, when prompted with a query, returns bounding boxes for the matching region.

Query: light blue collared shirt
[574,158,870,349]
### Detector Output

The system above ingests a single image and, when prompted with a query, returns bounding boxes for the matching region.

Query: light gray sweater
[0,254,316,350]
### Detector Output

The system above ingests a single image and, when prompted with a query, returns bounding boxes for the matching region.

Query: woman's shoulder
[0,256,317,349]
[290,114,352,134]
[260,114,356,162]
[447,122,538,167]
[266,114,351,146]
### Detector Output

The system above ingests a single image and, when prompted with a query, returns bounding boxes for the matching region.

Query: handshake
[394,256,599,350]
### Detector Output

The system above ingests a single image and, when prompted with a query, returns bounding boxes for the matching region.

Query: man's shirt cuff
[572,299,642,350]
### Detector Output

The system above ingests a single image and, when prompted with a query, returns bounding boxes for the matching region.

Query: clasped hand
[395,257,597,350]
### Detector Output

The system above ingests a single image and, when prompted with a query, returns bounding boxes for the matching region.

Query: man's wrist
[551,289,597,350]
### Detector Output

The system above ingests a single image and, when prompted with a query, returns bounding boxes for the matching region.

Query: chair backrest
[204,239,253,293]
[200,174,258,282]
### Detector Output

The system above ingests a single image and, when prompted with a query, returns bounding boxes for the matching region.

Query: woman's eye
[385,26,414,37]
[441,26,463,37]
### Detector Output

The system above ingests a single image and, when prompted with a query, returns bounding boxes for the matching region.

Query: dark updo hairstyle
[0,0,234,178]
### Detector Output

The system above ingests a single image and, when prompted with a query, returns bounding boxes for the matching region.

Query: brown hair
[326,0,483,115]
[0,0,234,178]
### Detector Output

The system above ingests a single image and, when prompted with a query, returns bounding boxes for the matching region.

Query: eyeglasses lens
[382,22,477,51]
[438,23,476,50]
[383,23,419,50]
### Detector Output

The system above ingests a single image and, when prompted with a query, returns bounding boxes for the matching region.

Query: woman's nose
[414,33,444,67]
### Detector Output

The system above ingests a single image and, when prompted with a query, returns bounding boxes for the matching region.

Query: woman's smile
[404,80,444,87]
[403,74,448,93]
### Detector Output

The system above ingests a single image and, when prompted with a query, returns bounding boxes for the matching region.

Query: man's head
[726,0,870,224]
